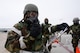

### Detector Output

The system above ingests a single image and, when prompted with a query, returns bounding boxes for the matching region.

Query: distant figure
[5,4,43,53]
[41,18,52,53]
[70,17,80,53]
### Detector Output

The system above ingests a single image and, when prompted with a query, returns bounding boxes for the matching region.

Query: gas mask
[45,20,48,24]
[73,18,80,25]
[27,17,38,23]
[74,21,79,25]
[25,17,41,38]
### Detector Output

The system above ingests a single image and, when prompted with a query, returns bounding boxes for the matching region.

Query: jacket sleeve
[5,23,22,52]
[5,30,21,52]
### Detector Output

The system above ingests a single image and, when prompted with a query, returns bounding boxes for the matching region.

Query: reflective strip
[11,27,22,36]
[48,25,52,33]
[19,36,27,49]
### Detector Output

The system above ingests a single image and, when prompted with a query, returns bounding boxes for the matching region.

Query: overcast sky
[0,0,80,28]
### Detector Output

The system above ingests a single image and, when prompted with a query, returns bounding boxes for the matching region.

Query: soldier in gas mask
[5,4,43,53]
[41,18,52,53]
[70,17,80,53]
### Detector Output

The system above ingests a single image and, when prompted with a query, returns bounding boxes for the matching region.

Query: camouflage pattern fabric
[41,23,51,52]
[42,23,51,36]
[5,30,21,52]
[70,25,80,36]
[5,21,43,52]
[70,24,80,53]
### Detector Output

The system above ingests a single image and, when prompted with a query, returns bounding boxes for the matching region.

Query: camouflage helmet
[73,17,80,23]
[23,4,38,14]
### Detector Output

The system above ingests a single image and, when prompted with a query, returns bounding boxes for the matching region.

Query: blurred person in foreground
[5,4,43,53]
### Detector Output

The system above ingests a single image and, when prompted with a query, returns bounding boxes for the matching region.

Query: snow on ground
[51,33,74,53]
[0,32,10,53]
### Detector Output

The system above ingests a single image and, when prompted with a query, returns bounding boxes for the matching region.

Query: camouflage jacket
[70,24,80,35]
[70,24,80,40]
[41,23,51,37]
[5,21,43,52]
